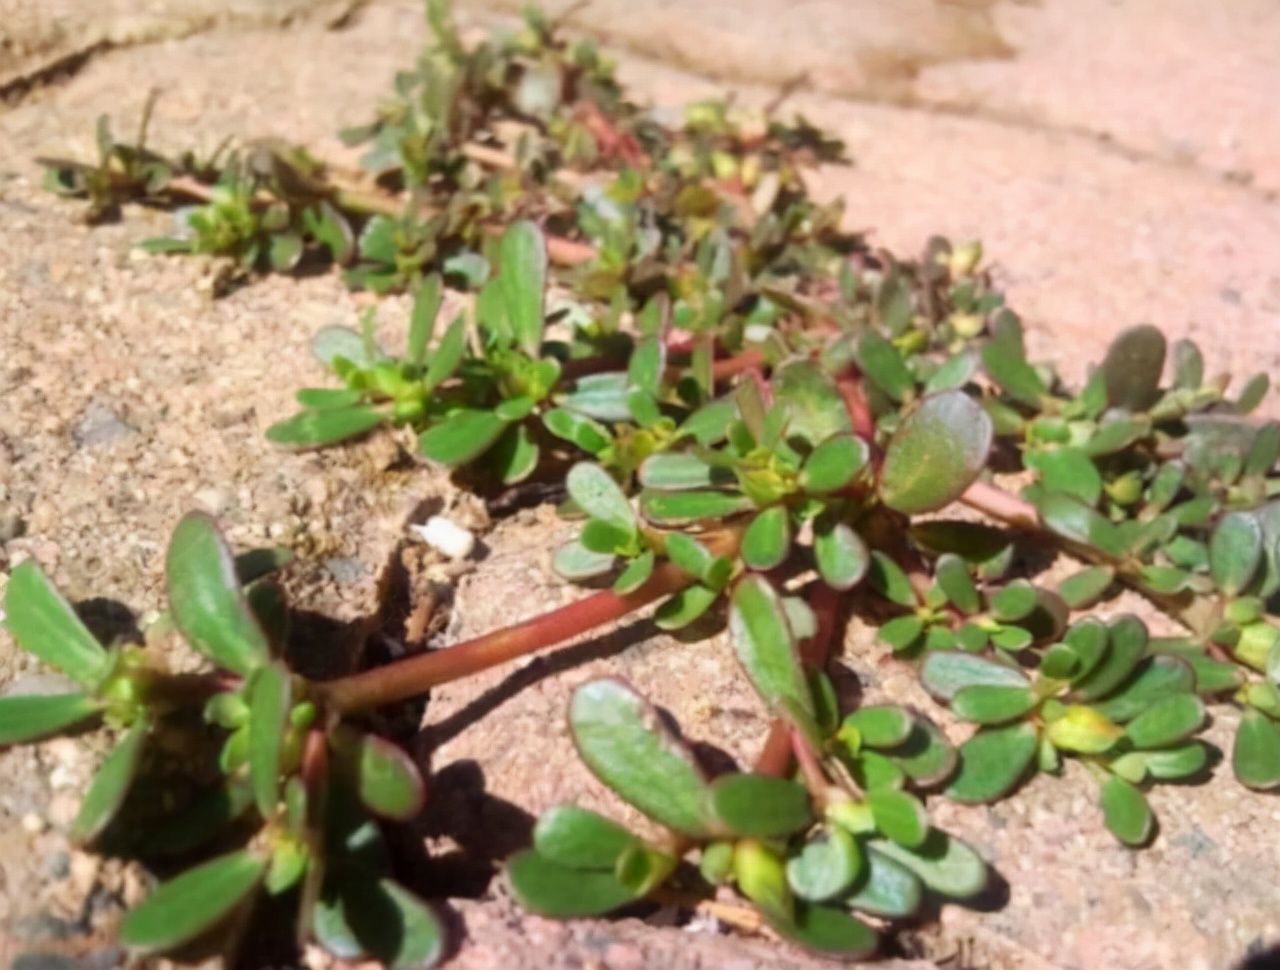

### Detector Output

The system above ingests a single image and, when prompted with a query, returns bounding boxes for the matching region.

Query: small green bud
[825,798,875,835]
[205,691,250,729]
[289,701,317,730]
[949,312,984,339]
[949,240,982,277]
[699,841,735,885]
[733,840,792,921]
[1104,471,1143,506]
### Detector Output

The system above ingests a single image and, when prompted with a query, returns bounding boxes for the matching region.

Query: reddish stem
[754,719,794,777]
[318,559,708,714]
[959,479,1040,529]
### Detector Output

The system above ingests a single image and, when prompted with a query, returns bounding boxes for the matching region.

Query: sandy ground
[2,1,1279,967]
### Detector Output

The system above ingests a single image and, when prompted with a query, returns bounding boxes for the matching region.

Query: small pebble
[20,812,45,834]
[411,515,476,559]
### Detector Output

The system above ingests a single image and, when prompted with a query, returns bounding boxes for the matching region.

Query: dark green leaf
[507,850,640,917]
[1233,708,1280,790]
[1035,491,1127,558]
[1102,324,1166,410]
[70,719,148,843]
[801,434,869,494]
[1061,618,1109,683]
[951,685,1037,725]
[569,679,712,836]
[879,391,992,514]
[868,830,987,899]
[1210,511,1264,596]
[1073,615,1148,701]
[770,361,852,446]
[1057,566,1115,609]
[166,512,271,675]
[640,490,753,525]
[771,903,878,958]
[1026,447,1102,504]
[935,554,980,614]
[729,575,815,721]
[333,727,426,822]
[842,706,913,749]
[5,561,110,688]
[710,773,812,838]
[981,313,1046,407]
[877,615,924,653]
[489,422,540,485]
[1124,694,1204,749]
[612,552,655,595]
[855,330,913,402]
[742,506,792,571]
[1091,655,1194,722]
[423,315,467,392]
[1144,743,1208,780]
[867,551,916,607]
[945,722,1038,803]
[653,583,719,630]
[813,516,869,591]
[0,692,102,746]
[990,581,1037,622]
[419,409,508,466]
[534,806,636,869]
[543,408,610,455]
[867,788,927,848]
[120,849,266,955]
[1099,775,1153,846]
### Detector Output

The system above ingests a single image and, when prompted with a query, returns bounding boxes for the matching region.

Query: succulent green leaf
[1102,324,1167,410]
[844,848,922,918]
[742,506,792,571]
[543,408,610,455]
[935,554,980,614]
[407,273,442,367]
[640,490,753,525]
[1144,743,1208,780]
[70,718,148,843]
[423,314,468,392]
[166,513,271,675]
[770,361,851,446]
[247,663,290,818]
[565,466,636,536]
[1045,705,1124,754]
[5,561,110,688]
[0,692,102,746]
[1034,491,1127,558]
[1091,655,1194,722]
[771,903,878,958]
[867,551,917,607]
[266,404,387,449]
[1244,422,1280,478]
[980,313,1046,407]
[801,434,869,494]
[710,773,812,838]
[945,722,1038,803]
[556,371,632,421]
[419,409,508,467]
[729,575,815,721]
[868,830,986,899]
[612,552,655,595]
[653,583,719,630]
[867,788,927,848]
[1057,565,1115,609]
[678,397,737,446]
[1233,708,1280,790]
[951,685,1037,725]
[1124,694,1204,749]
[1210,511,1264,597]
[1060,618,1109,683]
[333,727,427,822]
[877,615,924,653]
[787,827,862,902]
[552,540,615,580]
[569,679,712,836]
[879,391,992,514]
[855,330,914,402]
[990,580,1038,622]
[294,387,365,410]
[1026,447,1103,504]
[508,850,641,917]
[533,805,636,869]
[1099,775,1153,846]
[498,221,547,356]
[842,706,913,750]
[313,324,376,368]
[920,651,1028,701]
[1073,615,1148,701]
[813,516,869,591]
[638,452,724,490]
[120,849,267,955]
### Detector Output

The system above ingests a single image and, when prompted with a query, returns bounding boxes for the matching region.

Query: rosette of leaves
[928,614,1231,845]
[509,574,986,957]
[2,515,441,966]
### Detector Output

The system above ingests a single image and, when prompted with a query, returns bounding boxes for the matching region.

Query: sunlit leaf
[1233,708,1280,790]
[879,391,992,514]
[5,561,110,688]
[920,651,1028,701]
[70,719,148,843]
[534,805,636,869]
[248,663,291,818]
[507,850,640,917]
[729,575,815,722]
[498,221,547,356]
[0,692,102,746]
[868,830,986,899]
[332,726,427,821]
[945,722,1038,803]
[419,409,508,466]
[786,827,861,902]
[1099,775,1153,846]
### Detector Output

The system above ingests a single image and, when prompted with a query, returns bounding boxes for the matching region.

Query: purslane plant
[11,0,1280,966]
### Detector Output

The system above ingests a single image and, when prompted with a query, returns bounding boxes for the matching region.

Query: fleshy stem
[319,531,740,713]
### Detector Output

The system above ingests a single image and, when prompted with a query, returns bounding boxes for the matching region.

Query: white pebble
[20,812,45,834]
[411,516,476,560]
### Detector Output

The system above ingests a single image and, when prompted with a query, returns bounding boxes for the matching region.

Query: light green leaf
[569,678,712,837]
[868,830,987,899]
[407,274,442,367]
[729,575,815,721]
[1099,775,1153,846]
[639,490,754,525]
[498,221,547,356]
[166,512,271,676]
[1210,511,1264,597]
[266,405,385,448]
[419,409,508,467]
[533,806,637,869]
[507,850,641,917]
[423,315,468,392]
[742,506,792,571]
[567,463,637,533]
[248,663,291,818]
[120,849,267,955]
[786,827,862,902]
[1233,708,1280,790]
[945,722,1038,803]
[0,692,102,746]
[867,788,927,848]
[813,516,869,591]
[920,651,1028,701]
[5,561,110,688]
[332,726,426,821]
[710,773,811,838]
[951,685,1037,725]
[800,434,870,495]
[1124,694,1204,749]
